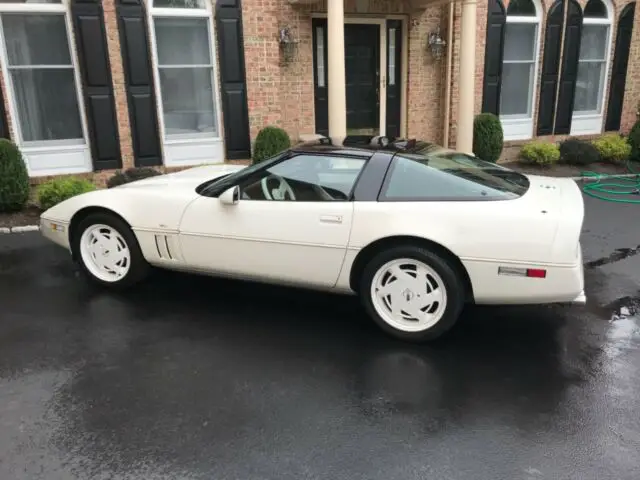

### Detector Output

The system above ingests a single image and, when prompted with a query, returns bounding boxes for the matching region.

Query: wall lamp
[428,27,447,60]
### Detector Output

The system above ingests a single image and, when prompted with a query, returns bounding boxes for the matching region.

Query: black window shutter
[312,18,328,137]
[385,20,402,138]
[116,0,162,167]
[70,0,122,171]
[537,0,565,135]
[605,2,635,132]
[215,0,251,160]
[481,0,506,115]
[0,82,9,140]
[554,0,583,135]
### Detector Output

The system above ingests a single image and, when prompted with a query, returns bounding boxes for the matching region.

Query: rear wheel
[72,213,149,288]
[359,245,465,342]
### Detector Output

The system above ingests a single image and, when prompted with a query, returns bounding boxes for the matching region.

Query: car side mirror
[219,185,240,205]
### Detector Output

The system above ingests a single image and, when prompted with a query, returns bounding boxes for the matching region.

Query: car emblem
[402,288,414,302]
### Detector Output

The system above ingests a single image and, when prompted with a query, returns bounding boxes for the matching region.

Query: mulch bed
[0,205,42,229]
[502,161,635,178]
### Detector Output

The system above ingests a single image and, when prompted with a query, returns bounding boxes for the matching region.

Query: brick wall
[467,0,640,160]
[241,0,449,144]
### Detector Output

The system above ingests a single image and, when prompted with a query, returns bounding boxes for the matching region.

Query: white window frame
[0,0,91,176]
[499,0,542,141]
[570,0,613,136]
[147,0,225,167]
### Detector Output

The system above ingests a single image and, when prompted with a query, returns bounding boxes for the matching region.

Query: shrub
[591,133,631,164]
[627,120,640,162]
[520,141,560,167]
[252,126,291,164]
[472,113,504,163]
[107,167,162,188]
[0,139,29,213]
[558,137,601,165]
[37,177,96,211]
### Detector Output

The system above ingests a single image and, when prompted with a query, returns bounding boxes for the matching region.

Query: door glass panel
[316,26,325,87]
[388,27,396,86]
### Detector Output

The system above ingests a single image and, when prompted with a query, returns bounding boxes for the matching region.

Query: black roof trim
[292,135,430,154]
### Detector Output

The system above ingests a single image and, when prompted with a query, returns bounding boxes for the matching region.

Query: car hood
[116,164,246,191]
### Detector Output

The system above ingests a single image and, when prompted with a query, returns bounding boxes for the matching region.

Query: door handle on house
[319,215,343,224]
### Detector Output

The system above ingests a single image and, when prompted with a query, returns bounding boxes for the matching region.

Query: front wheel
[359,246,466,342]
[72,213,149,288]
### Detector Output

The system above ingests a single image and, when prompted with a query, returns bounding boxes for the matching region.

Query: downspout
[442,1,454,148]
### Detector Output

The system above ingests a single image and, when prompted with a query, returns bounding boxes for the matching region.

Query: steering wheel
[260,174,296,201]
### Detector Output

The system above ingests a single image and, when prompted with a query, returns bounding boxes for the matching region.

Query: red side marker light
[498,266,547,278]
[526,268,547,278]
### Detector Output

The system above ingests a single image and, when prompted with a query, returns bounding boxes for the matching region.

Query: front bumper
[39,216,71,250]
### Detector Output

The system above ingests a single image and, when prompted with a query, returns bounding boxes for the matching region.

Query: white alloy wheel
[370,258,448,333]
[79,224,132,283]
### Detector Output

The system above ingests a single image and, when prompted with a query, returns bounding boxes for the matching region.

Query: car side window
[380,153,527,201]
[238,154,366,201]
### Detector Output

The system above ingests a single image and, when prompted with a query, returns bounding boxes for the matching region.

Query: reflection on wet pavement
[0,192,639,480]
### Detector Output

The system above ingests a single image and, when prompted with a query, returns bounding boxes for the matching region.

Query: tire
[359,245,466,342]
[72,212,149,289]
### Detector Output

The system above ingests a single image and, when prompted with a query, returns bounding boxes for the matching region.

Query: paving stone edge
[0,225,40,234]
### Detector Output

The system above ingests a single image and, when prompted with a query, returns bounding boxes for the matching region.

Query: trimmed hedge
[37,177,96,211]
[558,137,601,166]
[252,126,291,165]
[107,167,162,188]
[0,139,29,213]
[472,113,504,163]
[520,141,560,166]
[591,133,631,164]
[627,120,640,162]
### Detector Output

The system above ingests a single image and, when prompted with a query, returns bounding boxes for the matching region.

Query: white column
[455,0,477,154]
[327,0,347,141]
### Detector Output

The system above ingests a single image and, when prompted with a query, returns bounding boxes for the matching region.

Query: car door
[178,153,368,288]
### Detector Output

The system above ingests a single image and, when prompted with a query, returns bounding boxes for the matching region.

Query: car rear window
[380,147,530,201]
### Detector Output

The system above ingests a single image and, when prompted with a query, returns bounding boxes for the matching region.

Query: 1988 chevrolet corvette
[40,136,586,341]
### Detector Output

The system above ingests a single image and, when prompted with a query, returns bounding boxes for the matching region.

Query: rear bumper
[464,246,586,306]
[567,290,587,305]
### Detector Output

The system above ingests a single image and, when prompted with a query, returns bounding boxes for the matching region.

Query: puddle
[585,245,640,269]
[607,296,640,321]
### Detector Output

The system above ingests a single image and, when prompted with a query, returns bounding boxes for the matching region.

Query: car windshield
[386,143,530,200]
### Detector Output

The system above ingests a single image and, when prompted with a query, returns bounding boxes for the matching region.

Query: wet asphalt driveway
[1,192,640,480]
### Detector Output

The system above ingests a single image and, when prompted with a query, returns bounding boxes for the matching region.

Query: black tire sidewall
[72,213,148,288]
[359,245,465,342]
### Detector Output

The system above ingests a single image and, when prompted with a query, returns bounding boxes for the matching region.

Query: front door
[313,19,402,137]
[344,24,379,135]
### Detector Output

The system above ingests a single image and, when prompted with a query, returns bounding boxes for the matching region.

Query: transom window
[149,0,218,140]
[573,0,611,115]
[0,0,86,146]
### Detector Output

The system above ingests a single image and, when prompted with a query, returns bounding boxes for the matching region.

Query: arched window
[0,0,90,175]
[148,0,223,166]
[499,0,542,140]
[571,0,613,134]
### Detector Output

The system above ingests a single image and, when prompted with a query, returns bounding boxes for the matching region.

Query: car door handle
[319,215,343,224]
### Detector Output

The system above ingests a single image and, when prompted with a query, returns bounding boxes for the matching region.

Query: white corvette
[40,136,586,341]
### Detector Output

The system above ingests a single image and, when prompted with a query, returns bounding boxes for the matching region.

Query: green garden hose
[580,162,640,203]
